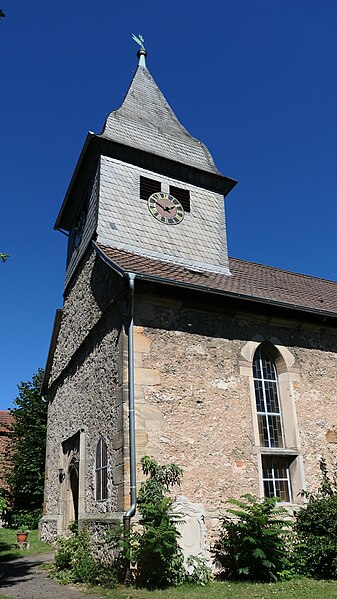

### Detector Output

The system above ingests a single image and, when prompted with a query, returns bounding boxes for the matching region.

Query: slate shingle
[101,65,220,175]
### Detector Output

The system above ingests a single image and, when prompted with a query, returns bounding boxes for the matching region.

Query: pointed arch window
[252,347,292,502]
[253,348,284,448]
[95,437,108,501]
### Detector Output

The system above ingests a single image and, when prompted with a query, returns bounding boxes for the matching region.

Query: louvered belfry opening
[169,186,190,212]
[140,176,161,200]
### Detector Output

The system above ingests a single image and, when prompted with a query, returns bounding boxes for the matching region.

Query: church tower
[55,43,236,288]
[42,40,337,563]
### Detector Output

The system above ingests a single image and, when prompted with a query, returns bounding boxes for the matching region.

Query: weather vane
[132,34,146,52]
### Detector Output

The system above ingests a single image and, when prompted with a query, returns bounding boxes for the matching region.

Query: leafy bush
[135,455,185,589]
[214,494,292,582]
[52,458,213,590]
[11,508,41,530]
[53,522,117,588]
[185,555,212,585]
[0,489,7,513]
[293,458,337,579]
[104,519,135,583]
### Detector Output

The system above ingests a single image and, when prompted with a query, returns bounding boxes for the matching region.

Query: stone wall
[131,292,337,548]
[42,253,337,554]
[42,249,126,540]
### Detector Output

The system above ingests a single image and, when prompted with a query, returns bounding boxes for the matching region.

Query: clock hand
[156,201,172,212]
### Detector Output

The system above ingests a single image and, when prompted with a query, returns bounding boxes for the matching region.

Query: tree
[135,456,185,589]
[5,369,47,527]
[293,457,337,579]
[214,494,292,582]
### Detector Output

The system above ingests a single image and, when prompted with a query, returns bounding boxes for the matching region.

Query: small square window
[261,455,292,502]
[169,186,190,212]
[140,176,161,200]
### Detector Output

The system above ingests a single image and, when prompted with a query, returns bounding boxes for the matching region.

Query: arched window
[253,347,291,502]
[95,437,108,500]
[253,348,284,448]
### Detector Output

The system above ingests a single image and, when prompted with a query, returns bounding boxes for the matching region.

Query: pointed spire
[132,33,147,68]
[101,40,220,174]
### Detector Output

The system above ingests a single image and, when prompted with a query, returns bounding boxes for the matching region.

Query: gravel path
[0,553,102,599]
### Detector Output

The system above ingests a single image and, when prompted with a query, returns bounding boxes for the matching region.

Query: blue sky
[1,1,337,409]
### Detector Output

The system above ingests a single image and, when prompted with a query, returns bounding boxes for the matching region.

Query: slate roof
[101,65,220,175]
[96,243,337,318]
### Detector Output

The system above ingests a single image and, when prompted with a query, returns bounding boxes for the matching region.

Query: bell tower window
[169,186,190,212]
[140,176,161,200]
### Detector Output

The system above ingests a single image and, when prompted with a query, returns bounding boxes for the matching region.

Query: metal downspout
[123,273,137,570]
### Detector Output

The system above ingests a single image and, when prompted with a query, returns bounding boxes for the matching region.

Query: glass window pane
[253,353,262,379]
[262,456,291,502]
[102,467,108,500]
[96,438,108,501]
[275,480,290,502]
[254,380,264,412]
[102,441,108,467]
[263,480,275,498]
[253,348,284,448]
[96,470,102,501]
[262,355,276,380]
[96,439,102,469]
[268,415,284,448]
[264,381,280,413]
[258,415,269,446]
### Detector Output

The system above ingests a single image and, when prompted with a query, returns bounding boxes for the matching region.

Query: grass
[0,527,53,561]
[1,530,336,599]
[85,578,337,599]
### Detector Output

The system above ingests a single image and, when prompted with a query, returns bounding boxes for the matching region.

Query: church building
[41,42,337,560]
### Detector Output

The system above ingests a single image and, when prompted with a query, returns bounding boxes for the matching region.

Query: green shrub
[104,520,133,583]
[293,458,337,579]
[0,489,7,513]
[135,455,185,589]
[214,494,292,582]
[11,508,41,530]
[185,555,212,585]
[53,522,117,588]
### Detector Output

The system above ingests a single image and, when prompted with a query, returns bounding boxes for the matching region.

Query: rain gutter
[123,272,137,535]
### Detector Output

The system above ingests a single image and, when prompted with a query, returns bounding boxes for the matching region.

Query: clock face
[148,192,184,225]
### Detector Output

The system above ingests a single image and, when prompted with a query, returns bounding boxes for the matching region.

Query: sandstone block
[136,404,163,431]
[123,368,161,385]
[134,330,151,353]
